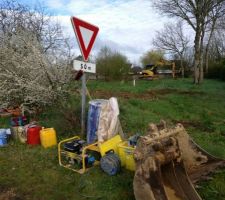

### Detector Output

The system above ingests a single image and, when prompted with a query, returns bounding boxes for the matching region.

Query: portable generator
[58,135,123,174]
[58,136,101,174]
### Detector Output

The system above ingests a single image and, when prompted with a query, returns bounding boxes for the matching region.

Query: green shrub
[96,47,130,81]
[220,61,225,81]
[207,59,225,81]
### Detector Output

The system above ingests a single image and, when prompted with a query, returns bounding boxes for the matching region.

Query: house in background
[130,65,142,74]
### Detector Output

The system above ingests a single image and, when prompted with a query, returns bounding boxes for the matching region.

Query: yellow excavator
[139,64,158,80]
[139,60,176,80]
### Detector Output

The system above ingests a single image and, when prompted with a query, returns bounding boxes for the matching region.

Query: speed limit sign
[73,60,96,74]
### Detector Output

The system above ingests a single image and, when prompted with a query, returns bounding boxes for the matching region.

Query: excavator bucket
[133,122,225,200]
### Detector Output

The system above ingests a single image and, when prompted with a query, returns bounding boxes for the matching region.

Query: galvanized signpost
[71,17,99,135]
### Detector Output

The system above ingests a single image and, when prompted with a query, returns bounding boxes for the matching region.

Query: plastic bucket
[87,99,108,144]
[0,129,8,146]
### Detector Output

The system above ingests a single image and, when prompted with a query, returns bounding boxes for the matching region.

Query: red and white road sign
[71,17,99,61]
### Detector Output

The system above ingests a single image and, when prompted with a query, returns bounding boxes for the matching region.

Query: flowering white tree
[0,0,75,113]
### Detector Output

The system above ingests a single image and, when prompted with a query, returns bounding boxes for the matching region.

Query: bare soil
[172,120,213,132]
[90,89,205,100]
[0,188,21,200]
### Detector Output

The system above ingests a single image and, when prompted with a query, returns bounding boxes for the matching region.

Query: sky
[19,0,173,65]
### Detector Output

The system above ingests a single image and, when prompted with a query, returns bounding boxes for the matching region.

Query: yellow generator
[58,134,133,175]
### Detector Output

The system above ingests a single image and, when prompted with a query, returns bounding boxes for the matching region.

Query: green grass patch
[1,78,225,199]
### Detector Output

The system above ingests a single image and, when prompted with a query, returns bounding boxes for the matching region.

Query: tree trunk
[205,52,209,74]
[194,66,200,83]
[180,57,184,78]
[199,44,204,83]
[199,64,204,83]
[199,21,205,84]
[205,19,216,75]
[193,25,201,84]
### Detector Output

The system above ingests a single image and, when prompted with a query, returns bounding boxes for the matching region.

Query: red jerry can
[27,126,42,145]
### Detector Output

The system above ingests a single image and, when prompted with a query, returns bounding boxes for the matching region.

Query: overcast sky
[20,0,173,64]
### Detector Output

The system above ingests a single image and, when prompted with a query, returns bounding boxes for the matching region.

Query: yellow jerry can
[40,128,57,148]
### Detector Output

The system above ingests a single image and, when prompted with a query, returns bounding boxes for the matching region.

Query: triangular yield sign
[71,17,99,61]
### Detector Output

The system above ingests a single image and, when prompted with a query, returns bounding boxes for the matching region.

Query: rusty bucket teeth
[133,122,225,200]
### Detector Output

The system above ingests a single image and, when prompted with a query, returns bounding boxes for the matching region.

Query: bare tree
[207,28,225,61]
[153,0,225,84]
[153,21,189,78]
[204,2,225,74]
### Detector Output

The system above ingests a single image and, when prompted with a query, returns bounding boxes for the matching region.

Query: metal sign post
[71,16,99,136]
[73,60,96,135]
[81,73,86,135]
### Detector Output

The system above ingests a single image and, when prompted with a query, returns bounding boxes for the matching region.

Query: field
[1,78,225,200]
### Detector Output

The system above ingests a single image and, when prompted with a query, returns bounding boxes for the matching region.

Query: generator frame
[58,136,100,174]
[58,135,123,174]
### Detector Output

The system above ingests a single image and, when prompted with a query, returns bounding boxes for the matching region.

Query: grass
[0,141,134,200]
[1,78,225,199]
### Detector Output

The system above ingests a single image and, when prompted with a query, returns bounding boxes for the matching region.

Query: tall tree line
[153,0,225,84]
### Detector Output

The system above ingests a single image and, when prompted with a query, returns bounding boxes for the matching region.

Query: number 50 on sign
[73,60,96,74]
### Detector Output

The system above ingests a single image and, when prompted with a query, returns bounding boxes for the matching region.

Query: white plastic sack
[97,97,123,142]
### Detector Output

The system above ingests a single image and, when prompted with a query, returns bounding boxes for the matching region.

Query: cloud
[47,0,170,64]
[47,0,64,9]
